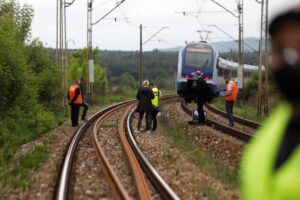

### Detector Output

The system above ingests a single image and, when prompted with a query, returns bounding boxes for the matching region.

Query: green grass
[211,97,266,123]
[159,114,239,190]
[0,133,58,189]
[200,186,221,200]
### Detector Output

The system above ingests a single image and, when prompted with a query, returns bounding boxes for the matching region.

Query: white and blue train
[176,41,259,100]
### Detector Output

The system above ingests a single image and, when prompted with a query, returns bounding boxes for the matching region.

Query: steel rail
[126,105,181,200]
[204,103,260,129]
[91,102,135,200]
[118,105,151,200]
[181,101,252,142]
[55,100,134,200]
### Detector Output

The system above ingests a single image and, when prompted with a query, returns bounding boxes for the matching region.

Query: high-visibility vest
[224,81,238,101]
[151,87,160,107]
[68,84,82,104]
[241,102,300,200]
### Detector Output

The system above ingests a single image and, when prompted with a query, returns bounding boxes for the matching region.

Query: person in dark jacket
[195,70,208,125]
[78,77,89,121]
[136,80,154,133]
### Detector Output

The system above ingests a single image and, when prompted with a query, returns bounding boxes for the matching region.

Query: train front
[176,42,218,101]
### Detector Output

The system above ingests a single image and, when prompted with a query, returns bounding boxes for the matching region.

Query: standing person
[241,6,300,200]
[195,70,207,126]
[78,77,89,121]
[150,82,161,131]
[67,80,82,127]
[136,80,154,133]
[223,75,238,127]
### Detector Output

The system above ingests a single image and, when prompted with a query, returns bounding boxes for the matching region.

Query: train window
[185,48,212,70]
[231,70,237,77]
[224,69,230,76]
[218,68,224,76]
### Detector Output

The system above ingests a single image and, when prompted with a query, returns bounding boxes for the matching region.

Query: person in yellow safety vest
[241,6,300,200]
[223,75,238,127]
[67,80,83,127]
[150,82,160,131]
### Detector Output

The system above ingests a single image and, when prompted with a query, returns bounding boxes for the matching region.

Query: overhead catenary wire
[93,0,127,25]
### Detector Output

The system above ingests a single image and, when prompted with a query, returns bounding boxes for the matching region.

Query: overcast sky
[18,0,300,51]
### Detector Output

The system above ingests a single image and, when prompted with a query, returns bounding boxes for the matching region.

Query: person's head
[269,6,300,103]
[196,70,202,78]
[224,75,231,84]
[149,82,155,88]
[79,77,84,84]
[142,80,150,88]
[74,80,79,85]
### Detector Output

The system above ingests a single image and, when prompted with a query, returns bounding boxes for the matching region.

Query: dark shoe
[229,124,234,127]
[196,122,205,126]
[188,120,198,125]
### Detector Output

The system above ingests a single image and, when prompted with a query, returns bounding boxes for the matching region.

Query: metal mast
[256,0,269,115]
[264,0,269,115]
[87,0,94,94]
[56,0,67,104]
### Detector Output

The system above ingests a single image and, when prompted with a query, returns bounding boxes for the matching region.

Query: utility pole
[257,0,264,115]
[139,26,169,87]
[264,0,269,115]
[209,0,244,91]
[87,0,94,94]
[56,0,67,105]
[238,0,245,98]
[139,24,143,88]
[87,0,126,93]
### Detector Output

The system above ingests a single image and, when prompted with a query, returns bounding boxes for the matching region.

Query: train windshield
[185,47,212,69]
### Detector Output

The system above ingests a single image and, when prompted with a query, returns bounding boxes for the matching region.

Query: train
[176,41,259,101]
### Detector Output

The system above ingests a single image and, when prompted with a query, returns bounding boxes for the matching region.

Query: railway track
[56,95,180,200]
[204,103,260,129]
[181,101,253,142]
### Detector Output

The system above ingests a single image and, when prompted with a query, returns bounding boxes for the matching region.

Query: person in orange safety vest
[224,75,238,127]
[67,80,83,127]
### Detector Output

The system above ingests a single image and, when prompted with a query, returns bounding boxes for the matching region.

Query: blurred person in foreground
[241,6,300,200]
[136,80,154,133]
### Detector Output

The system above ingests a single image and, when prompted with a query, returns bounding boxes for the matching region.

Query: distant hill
[160,37,259,53]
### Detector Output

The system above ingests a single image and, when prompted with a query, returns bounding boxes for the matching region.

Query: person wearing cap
[224,75,238,127]
[136,80,154,133]
[195,70,207,125]
[241,6,300,200]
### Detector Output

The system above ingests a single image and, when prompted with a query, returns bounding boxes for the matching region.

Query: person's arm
[70,87,80,104]
[225,83,233,96]
[150,89,154,99]
[136,90,140,100]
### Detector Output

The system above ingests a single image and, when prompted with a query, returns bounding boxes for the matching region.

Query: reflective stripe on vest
[225,81,238,101]
[152,87,160,107]
[241,103,298,200]
[68,84,83,104]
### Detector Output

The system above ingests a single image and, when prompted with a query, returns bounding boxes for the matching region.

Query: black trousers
[151,108,159,131]
[137,111,152,131]
[225,100,234,126]
[197,98,205,123]
[71,104,81,127]
[81,101,89,120]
